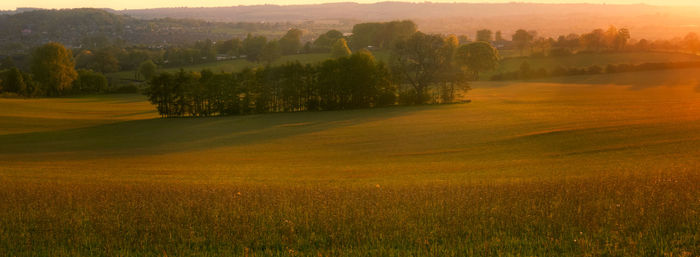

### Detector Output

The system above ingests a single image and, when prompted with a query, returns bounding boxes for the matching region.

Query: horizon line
[3,1,699,12]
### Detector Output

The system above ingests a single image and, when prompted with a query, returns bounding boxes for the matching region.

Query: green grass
[1,69,700,256]
[485,51,700,79]
[106,51,391,82]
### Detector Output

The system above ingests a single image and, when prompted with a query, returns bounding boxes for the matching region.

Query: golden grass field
[1,68,699,256]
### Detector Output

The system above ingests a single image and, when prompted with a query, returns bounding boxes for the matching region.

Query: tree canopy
[456,41,499,80]
[30,42,78,96]
[331,38,352,58]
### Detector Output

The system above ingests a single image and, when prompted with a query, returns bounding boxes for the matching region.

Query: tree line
[491,60,700,81]
[144,51,393,117]
[0,43,118,97]
[144,32,501,117]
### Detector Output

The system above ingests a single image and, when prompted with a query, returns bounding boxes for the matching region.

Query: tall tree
[331,38,352,58]
[260,40,282,64]
[72,69,108,94]
[512,29,534,56]
[31,42,78,96]
[279,28,303,55]
[494,31,504,43]
[2,67,26,94]
[390,32,449,104]
[242,34,268,62]
[456,41,499,80]
[217,38,241,56]
[138,60,158,81]
[313,30,344,52]
[476,29,493,42]
[90,48,120,73]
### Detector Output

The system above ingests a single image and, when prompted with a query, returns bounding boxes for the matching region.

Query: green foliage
[331,38,352,58]
[351,20,416,50]
[145,52,395,117]
[456,41,500,79]
[312,29,344,53]
[90,48,120,73]
[259,40,282,64]
[279,28,303,55]
[0,57,15,70]
[138,60,158,81]
[1,67,26,94]
[30,42,78,96]
[391,32,454,104]
[217,38,241,56]
[72,69,108,94]
[242,34,268,62]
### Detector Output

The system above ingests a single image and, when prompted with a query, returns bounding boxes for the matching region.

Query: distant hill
[119,2,700,39]
[3,3,700,55]
[0,9,306,54]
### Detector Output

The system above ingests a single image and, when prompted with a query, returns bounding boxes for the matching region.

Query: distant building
[21,29,31,36]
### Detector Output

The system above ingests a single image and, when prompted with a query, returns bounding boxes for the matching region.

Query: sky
[3,0,700,11]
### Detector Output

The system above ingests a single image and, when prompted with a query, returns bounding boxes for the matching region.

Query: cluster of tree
[504,26,700,57]
[74,46,161,75]
[350,20,417,50]
[490,60,700,81]
[0,43,110,97]
[144,31,501,117]
[391,33,498,104]
[144,51,394,117]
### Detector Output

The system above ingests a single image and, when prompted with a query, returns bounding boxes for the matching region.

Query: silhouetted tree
[456,41,499,80]
[476,29,493,42]
[512,29,534,56]
[391,32,449,104]
[351,20,416,50]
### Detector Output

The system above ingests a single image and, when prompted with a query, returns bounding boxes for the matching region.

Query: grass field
[494,51,700,74]
[106,52,391,82]
[1,68,700,256]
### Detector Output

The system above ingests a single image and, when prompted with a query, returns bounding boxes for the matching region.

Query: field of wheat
[1,69,699,256]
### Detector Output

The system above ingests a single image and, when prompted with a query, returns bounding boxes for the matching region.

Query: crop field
[1,68,699,256]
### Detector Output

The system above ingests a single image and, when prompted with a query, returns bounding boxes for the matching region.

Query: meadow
[106,52,389,83]
[1,68,700,256]
[107,51,699,85]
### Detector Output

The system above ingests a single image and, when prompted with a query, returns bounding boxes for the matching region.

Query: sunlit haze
[3,0,700,10]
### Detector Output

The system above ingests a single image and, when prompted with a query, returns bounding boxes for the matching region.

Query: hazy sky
[3,0,700,10]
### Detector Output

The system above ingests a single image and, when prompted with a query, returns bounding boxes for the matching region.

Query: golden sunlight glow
[3,0,700,10]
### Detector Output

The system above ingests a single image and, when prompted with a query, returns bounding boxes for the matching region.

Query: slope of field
[1,69,699,256]
[0,94,157,135]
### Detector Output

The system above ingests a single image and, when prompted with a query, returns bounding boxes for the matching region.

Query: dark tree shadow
[0,106,429,159]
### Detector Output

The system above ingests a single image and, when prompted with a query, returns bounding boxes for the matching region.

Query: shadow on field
[0,106,428,158]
